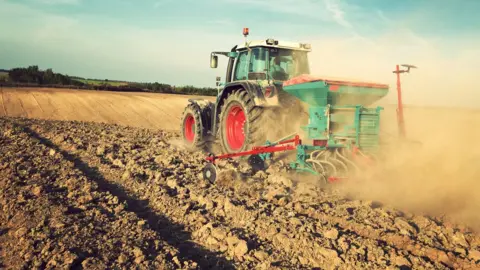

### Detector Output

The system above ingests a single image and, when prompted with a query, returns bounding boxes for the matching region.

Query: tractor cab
[211,39,312,85]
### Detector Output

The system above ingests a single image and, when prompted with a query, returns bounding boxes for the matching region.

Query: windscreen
[238,47,310,81]
[268,48,310,81]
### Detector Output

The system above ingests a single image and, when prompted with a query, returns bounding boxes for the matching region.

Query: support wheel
[203,163,217,183]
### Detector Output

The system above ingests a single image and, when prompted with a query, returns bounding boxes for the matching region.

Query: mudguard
[217,81,265,107]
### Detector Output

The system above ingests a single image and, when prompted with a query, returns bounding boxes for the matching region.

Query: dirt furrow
[14,90,43,118]
[80,94,120,125]
[30,91,59,119]
[2,91,25,116]
[131,95,181,120]
[104,94,162,129]
[41,91,69,121]
[28,89,45,114]
[70,92,109,123]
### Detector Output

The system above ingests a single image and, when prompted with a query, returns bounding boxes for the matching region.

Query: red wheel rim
[226,105,246,151]
[184,114,195,142]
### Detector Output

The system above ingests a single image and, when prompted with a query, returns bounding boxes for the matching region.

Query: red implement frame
[206,135,302,163]
[206,135,354,184]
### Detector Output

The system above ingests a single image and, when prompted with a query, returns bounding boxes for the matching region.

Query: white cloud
[323,0,351,28]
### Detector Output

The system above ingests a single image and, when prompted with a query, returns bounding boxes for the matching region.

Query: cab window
[249,47,267,74]
[268,48,310,80]
[234,51,248,81]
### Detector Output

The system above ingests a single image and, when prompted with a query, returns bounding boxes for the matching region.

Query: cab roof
[235,39,312,52]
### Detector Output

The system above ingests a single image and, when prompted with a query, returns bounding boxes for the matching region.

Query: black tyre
[202,163,217,183]
[180,103,208,150]
[217,89,264,153]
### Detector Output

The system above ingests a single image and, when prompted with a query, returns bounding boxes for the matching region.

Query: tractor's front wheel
[180,103,208,150]
[218,90,263,153]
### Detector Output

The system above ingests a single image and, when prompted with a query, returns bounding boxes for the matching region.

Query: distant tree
[44,68,54,84]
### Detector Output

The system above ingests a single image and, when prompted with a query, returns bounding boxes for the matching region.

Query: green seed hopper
[283,77,389,107]
[282,75,389,152]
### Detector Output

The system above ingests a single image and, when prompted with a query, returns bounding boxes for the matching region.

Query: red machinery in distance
[393,64,417,139]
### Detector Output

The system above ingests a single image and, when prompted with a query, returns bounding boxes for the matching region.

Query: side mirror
[210,54,218,68]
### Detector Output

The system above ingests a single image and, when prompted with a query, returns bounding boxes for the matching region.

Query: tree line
[7,66,83,86]
[0,66,217,96]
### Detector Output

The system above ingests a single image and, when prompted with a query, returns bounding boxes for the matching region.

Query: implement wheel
[218,89,264,153]
[203,163,217,183]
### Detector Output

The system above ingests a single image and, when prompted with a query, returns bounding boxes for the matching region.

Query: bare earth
[1,87,480,269]
[0,87,215,131]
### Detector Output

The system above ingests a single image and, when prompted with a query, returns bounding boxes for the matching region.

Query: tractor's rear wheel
[180,103,207,150]
[218,90,263,153]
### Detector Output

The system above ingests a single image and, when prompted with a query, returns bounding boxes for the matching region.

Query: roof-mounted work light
[243,28,249,37]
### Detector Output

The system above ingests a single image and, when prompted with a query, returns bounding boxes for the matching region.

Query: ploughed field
[1,87,480,269]
[1,117,480,269]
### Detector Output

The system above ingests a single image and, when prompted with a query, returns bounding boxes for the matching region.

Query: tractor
[180,28,312,154]
[181,29,392,183]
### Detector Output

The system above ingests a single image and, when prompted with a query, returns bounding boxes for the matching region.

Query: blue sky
[1,0,479,107]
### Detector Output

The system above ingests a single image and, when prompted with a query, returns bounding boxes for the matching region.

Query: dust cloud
[339,106,480,230]
[257,91,310,145]
[296,34,480,228]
